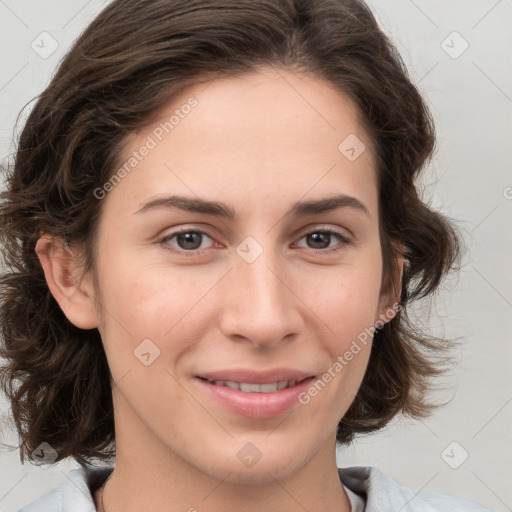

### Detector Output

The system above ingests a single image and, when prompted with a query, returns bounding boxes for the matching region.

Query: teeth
[260,383,279,392]
[211,379,299,392]
[240,382,263,392]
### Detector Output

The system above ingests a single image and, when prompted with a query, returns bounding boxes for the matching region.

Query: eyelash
[158,227,352,256]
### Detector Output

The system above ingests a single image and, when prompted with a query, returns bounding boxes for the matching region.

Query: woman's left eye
[158,228,351,254]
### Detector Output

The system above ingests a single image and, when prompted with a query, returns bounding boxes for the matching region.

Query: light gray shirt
[17,464,495,511]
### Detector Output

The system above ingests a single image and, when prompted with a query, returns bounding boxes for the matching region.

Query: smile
[202,378,308,393]
[195,376,316,419]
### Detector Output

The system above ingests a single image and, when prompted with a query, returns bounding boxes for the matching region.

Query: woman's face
[87,67,396,483]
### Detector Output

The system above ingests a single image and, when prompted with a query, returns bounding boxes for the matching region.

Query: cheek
[299,261,381,391]
[304,261,382,330]
[305,274,378,415]
[95,255,209,374]
[96,245,182,325]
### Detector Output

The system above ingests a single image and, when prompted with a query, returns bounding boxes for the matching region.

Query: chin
[197,442,309,485]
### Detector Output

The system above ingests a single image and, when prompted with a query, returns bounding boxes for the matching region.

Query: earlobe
[35,235,99,330]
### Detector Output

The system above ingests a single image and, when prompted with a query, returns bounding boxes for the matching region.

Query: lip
[194,372,316,419]
[197,367,314,384]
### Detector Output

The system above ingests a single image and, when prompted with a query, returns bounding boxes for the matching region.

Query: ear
[374,242,406,327]
[35,235,99,330]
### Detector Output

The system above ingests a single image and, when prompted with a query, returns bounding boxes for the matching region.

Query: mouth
[197,376,311,393]
[194,374,316,419]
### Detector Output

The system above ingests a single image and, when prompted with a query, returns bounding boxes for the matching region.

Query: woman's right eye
[159,229,216,253]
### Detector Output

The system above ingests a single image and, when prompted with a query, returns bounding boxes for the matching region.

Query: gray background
[0,1,511,511]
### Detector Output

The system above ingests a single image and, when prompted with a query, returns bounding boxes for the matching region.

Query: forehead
[104,67,378,221]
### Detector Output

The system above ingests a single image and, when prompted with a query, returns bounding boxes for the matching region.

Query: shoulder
[17,465,113,512]
[338,466,496,512]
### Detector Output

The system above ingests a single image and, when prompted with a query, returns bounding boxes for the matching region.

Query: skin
[36,66,403,512]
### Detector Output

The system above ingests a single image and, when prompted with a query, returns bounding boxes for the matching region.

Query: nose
[218,242,304,349]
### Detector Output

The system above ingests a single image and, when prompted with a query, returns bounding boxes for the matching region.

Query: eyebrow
[135,193,370,219]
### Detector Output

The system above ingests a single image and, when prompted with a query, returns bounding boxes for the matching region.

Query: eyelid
[295,223,353,240]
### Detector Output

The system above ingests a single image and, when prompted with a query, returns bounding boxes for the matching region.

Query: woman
[0,0,495,510]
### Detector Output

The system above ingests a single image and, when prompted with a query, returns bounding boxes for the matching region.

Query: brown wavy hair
[0,0,461,466]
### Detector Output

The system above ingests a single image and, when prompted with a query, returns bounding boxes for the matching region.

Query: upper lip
[197,368,315,384]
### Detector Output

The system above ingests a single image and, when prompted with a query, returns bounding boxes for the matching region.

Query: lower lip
[195,377,316,419]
